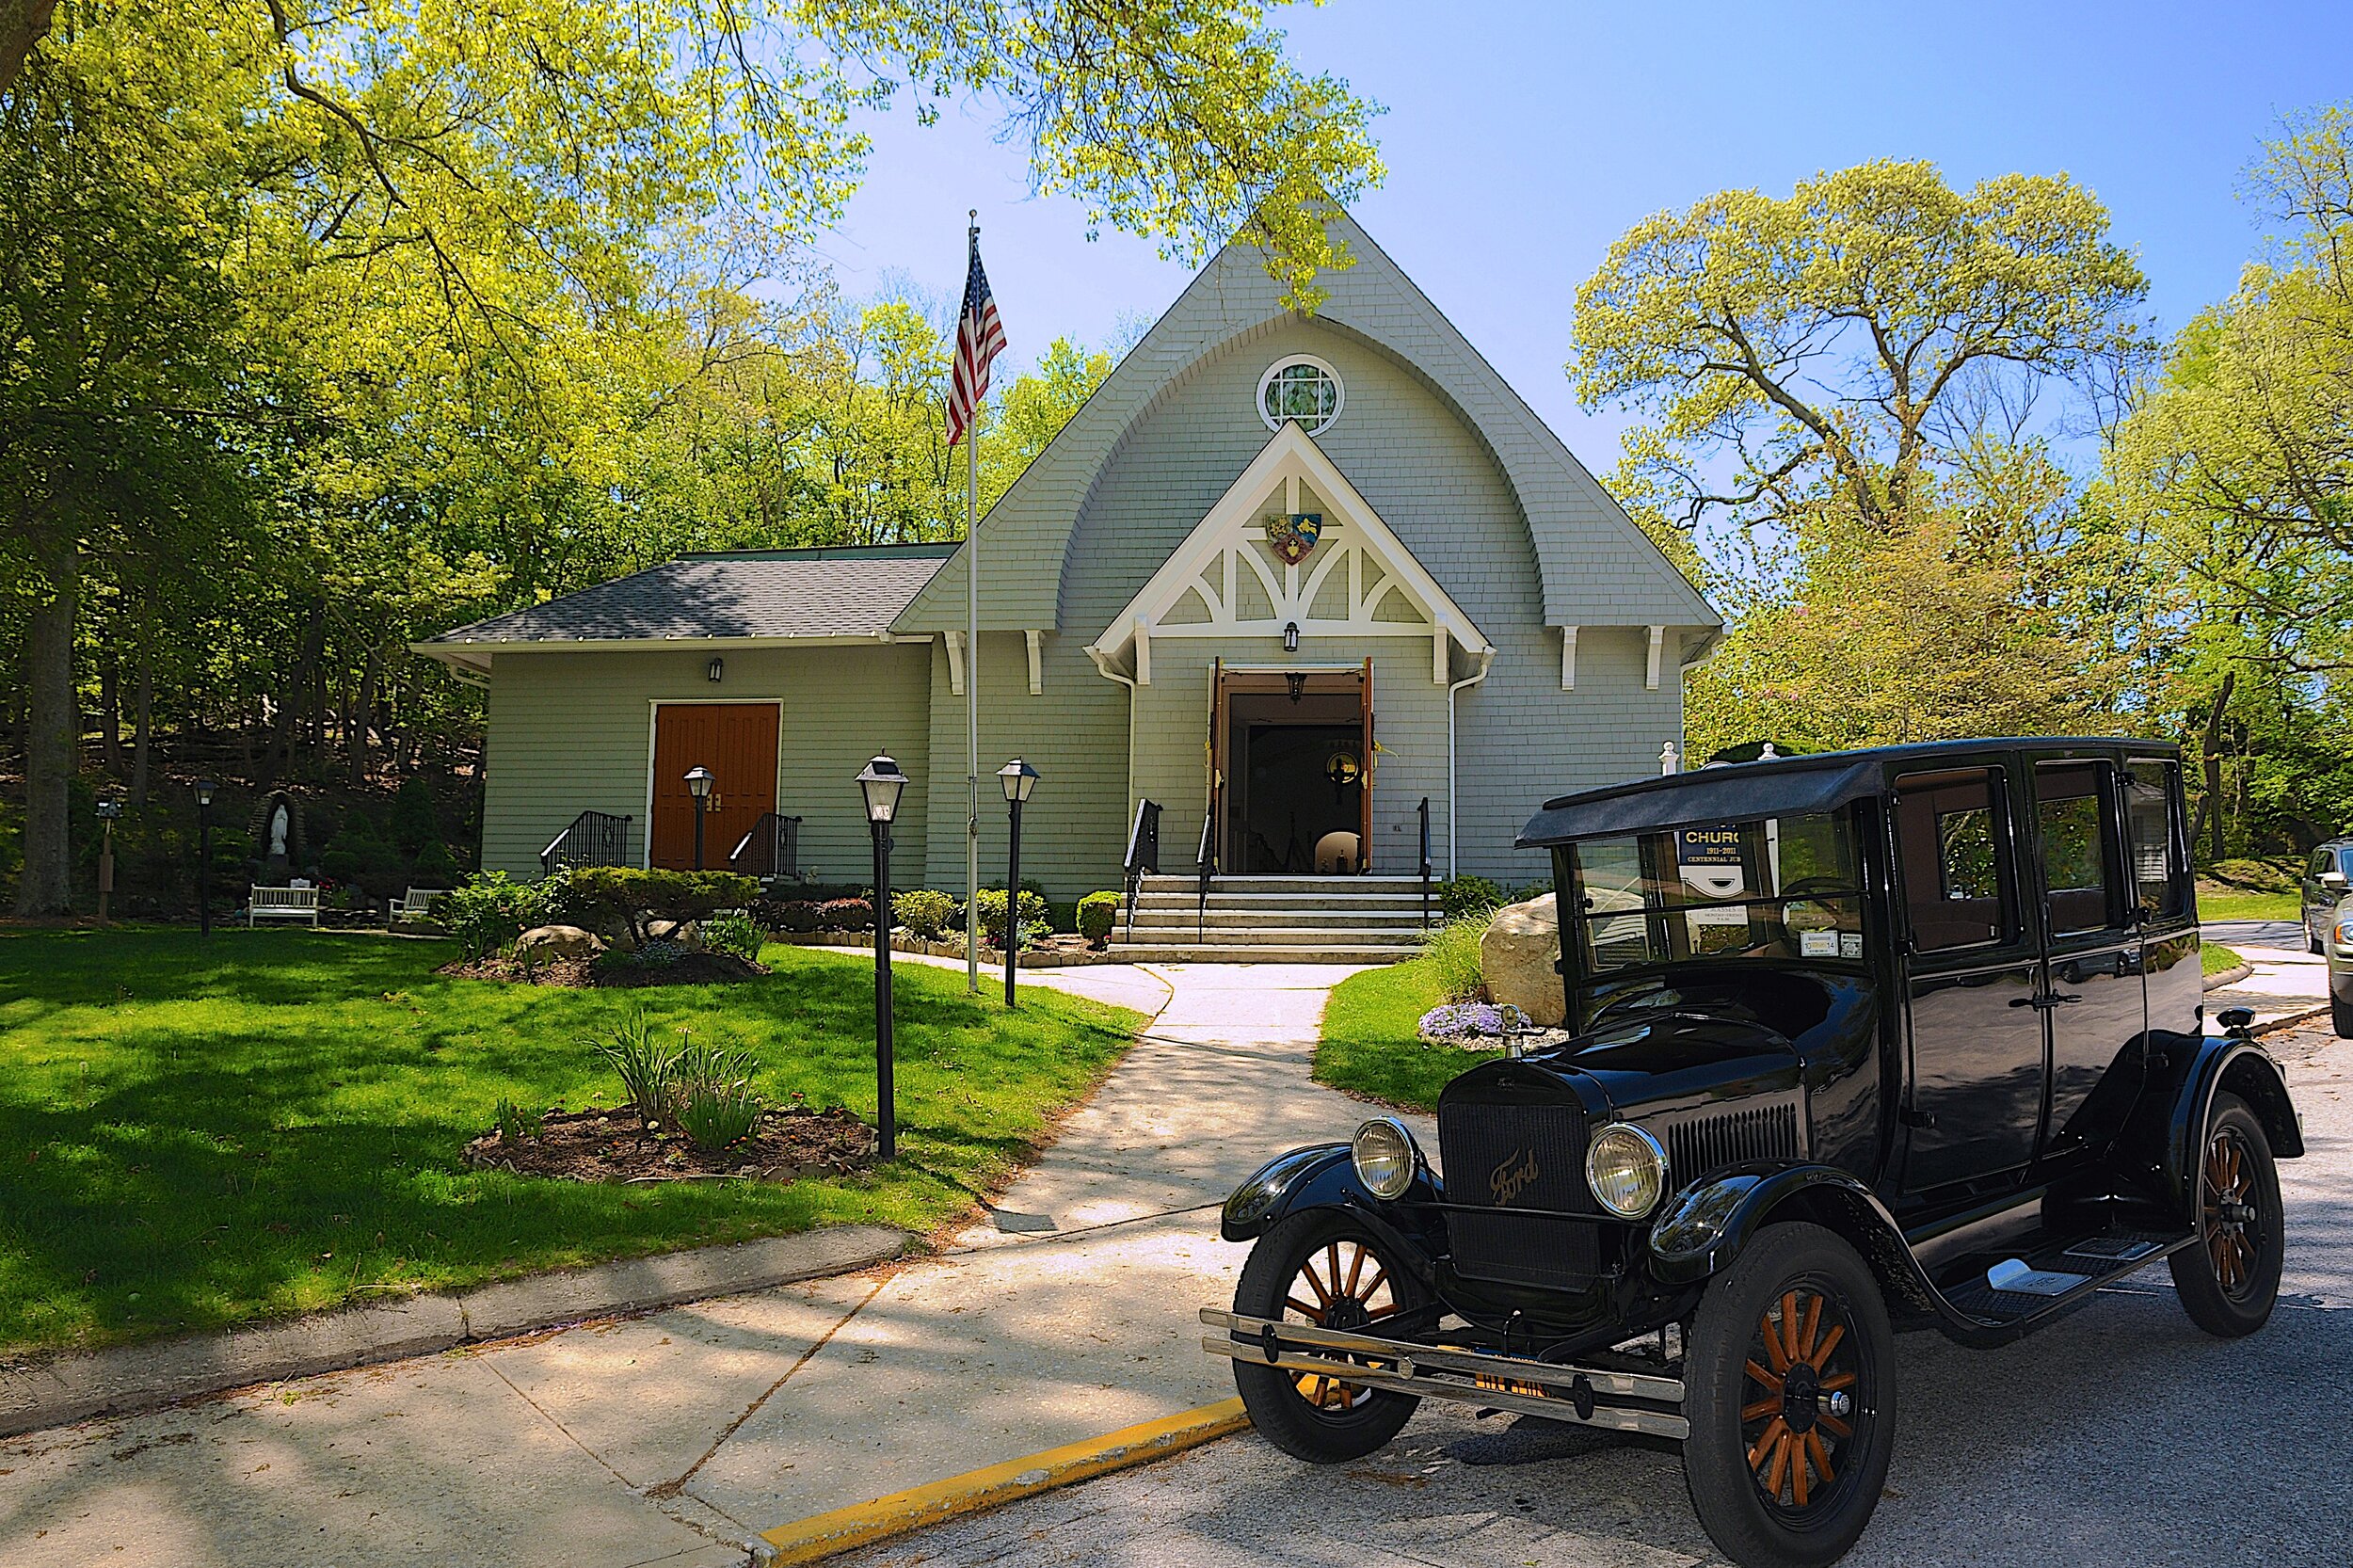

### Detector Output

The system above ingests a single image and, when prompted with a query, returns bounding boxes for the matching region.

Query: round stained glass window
[1257,357,1343,434]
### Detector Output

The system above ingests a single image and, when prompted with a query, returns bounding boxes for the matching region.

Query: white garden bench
[248,885,322,927]
[388,887,448,928]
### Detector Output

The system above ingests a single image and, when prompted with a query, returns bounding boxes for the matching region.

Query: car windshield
[1563,809,1865,976]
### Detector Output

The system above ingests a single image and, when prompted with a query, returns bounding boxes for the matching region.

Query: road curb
[755,1397,1251,1564]
[2202,964,2254,990]
[0,1224,906,1441]
[2254,1001,2330,1034]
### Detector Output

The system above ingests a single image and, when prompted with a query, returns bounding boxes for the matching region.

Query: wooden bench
[248,886,322,928]
[388,888,448,928]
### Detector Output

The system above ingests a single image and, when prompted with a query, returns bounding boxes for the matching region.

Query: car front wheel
[2169,1091,2284,1336]
[1682,1222,1897,1568]
[1228,1209,1427,1463]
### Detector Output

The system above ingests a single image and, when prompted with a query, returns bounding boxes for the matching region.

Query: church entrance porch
[1211,663,1372,874]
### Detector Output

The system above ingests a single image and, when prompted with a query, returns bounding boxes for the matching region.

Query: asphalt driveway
[837,1020,2353,1568]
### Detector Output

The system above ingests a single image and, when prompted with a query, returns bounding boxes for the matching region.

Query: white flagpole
[965,210,982,995]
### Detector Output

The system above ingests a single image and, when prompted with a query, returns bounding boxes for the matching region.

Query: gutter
[1086,645,1141,834]
[1445,647,1497,879]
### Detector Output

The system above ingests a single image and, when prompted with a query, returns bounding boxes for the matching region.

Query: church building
[417,209,1721,901]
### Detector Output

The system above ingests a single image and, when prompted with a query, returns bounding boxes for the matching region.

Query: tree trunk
[348,648,378,787]
[99,648,120,776]
[129,642,152,805]
[14,560,76,916]
[2202,670,2235,864]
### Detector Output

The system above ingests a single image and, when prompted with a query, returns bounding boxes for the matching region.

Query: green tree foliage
[1,0,1379,912]
[2110,105,2353,856]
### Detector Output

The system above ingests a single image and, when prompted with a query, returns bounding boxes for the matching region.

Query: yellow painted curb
[758,1398,1251,1564]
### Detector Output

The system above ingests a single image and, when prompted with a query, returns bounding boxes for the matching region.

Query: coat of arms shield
[1266,512,1322,566]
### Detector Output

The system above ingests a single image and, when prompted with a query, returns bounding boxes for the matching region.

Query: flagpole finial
[968,208,978,231]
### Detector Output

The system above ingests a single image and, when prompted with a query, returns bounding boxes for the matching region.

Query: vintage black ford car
[1204,739,2302,1568]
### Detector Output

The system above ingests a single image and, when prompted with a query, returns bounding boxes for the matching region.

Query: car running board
[1930,1224,2198,1341]
[1200,1307,1689,1440]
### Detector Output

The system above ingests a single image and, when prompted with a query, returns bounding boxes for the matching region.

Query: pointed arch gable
[1088,423,1490,686]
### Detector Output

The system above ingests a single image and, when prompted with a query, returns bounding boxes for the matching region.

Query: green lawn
[1314,956,1499,1115]
[2202,942,2247,976]
[0,928,1140,1354]
[2196,888,2298,922]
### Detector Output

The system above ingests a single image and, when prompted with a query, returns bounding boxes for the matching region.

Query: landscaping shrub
[754,898,823,934]
[892,888,959,939]
[975,887,1050,948]
[2206,856,2297,892]
[1424,909,1492,1002]
[1077,891,1122,948]
[1439,875,1505,921]
[412,839,462,886]
[494,1096,542,1144]
[440,871,549,959]
[564,867,760,945]
[817,897,873,932]
[671,1037,765,1151]
[390,777,440,856]
[701,911,765,963]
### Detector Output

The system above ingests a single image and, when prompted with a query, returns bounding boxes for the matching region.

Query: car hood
[1444,1012,1802,1124]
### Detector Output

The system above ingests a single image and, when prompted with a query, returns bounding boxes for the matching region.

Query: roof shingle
[421,546,957,646]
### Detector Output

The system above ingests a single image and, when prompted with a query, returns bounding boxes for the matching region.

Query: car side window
[2125,760,2188,920]
[1894,770,2013,952]
[2035,762,2124,936]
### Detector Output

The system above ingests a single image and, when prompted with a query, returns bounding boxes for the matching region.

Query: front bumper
[1199,1306,1689,1440]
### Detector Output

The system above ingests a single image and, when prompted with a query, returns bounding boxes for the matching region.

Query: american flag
[946,225,1007,449]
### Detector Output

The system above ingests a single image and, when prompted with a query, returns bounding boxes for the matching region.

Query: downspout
[1445,646,1496,879]
[1085,644,1139,852]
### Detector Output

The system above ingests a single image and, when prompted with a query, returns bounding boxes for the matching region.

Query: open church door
[1359,657,1374,872]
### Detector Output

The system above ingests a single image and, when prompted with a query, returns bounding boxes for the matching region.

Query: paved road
[840,1022,2353,1568]
[2203,918,2309,952]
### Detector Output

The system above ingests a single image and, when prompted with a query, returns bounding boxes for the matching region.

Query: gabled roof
[894,204,1719,637]
[412,545,955,670]
[1090,421,1490,685]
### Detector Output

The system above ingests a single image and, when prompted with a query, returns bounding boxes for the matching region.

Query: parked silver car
[2301,840,2353,953]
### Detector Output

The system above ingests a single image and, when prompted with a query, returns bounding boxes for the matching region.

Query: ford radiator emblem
[1488,1148,1539,1205]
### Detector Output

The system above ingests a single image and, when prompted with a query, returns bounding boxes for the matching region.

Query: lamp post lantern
[996,759,1039,1009]
[856,753,907,1160]
[193,779,217,936]
[683,765,714,871]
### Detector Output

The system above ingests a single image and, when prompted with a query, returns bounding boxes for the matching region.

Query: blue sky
[814,0,2353,463]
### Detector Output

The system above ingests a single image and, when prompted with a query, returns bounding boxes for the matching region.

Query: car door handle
[2009,993,2082,1010]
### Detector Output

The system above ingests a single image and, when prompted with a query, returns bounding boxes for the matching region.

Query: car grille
[1439,1101,1598,1288]
[1662,1103,1801,1185]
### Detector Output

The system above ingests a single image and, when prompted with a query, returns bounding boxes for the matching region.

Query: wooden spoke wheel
[1230,1211,1428,1463]
[1738,1287,1860,1516]
[1281,1237,1401,1411]
[2169,1091,2283,1337]
[1683,1223,1895,1568]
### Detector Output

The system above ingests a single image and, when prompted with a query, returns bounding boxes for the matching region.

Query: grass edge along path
[1314,954,1498,1115]
[0,928,1144,1355]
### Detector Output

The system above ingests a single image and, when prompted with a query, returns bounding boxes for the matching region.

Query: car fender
[1219,1143,1447,1255]
[2144,1034,2304,1223]
[1645,1163,1942,1320]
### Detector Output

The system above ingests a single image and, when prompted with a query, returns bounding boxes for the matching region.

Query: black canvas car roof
[1516,736,2178,848]
[1516,758,1883,847]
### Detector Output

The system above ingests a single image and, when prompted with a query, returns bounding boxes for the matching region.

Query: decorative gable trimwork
[1087,423,1491,686]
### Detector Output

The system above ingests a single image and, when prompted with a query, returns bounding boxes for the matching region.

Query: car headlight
[1351,1117,1419,1201]
[1586,1123,1669,1219]
[2336,918,2353,946]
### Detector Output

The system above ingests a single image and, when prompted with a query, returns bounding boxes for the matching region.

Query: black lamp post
[856,753,907,1160]
[684,765,714,871]
[193,778,217,936]
[996,758,1040,1009]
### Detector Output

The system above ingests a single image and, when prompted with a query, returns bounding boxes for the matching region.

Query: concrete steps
[1111,872,1434,965]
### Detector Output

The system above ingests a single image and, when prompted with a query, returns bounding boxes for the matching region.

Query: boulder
[516,924,606,961]
[644,918,703,951]
[1480,893,1565,1028]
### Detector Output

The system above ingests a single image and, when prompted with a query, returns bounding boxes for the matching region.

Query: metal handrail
[728,811,803,880]
[1122,798,1161,940]
[1418,796,1433,930]
[540,810,632,874]
[1195,785,1218,940]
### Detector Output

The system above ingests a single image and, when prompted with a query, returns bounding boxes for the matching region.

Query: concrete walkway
[0,962,1401,1567]
[2206,945,2330,1029]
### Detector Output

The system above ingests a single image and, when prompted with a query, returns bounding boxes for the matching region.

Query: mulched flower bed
[436,952,768,987]
[464,1104,878,1182]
